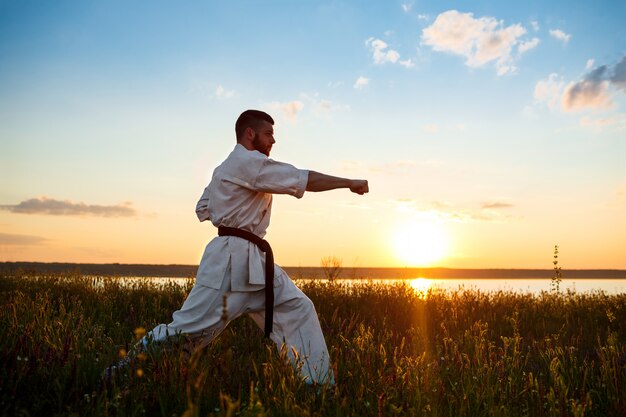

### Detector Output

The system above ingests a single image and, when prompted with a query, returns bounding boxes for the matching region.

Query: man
[141,109,368,385]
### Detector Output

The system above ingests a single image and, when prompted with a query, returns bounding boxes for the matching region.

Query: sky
[1,0,625,269]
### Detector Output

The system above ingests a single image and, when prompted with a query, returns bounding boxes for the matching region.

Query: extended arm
[306,171,369,195]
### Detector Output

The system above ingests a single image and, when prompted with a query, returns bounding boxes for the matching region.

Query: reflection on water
[311,278,626,296]
[409,277,432,296]
[386,278,626,296]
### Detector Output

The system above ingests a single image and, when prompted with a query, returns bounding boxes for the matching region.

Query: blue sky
[1,0,625,268]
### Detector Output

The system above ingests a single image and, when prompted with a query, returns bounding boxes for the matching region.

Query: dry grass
[1,271,625,416]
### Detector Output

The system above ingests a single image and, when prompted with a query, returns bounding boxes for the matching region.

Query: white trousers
[144,266,334,385]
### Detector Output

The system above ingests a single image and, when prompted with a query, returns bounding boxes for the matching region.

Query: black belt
[218,226,274,338]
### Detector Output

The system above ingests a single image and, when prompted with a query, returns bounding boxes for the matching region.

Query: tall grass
[1,270,625,416]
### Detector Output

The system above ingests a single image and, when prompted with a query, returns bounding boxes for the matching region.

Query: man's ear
[245,127,255,140]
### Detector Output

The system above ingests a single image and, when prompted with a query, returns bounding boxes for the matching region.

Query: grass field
[1,270,625,416]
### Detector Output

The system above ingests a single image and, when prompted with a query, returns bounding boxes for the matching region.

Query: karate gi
[145,144,334,384]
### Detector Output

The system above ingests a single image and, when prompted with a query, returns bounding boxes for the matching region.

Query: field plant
[552,245,563,293]
[320,256,343,282]
[1,270,625,416]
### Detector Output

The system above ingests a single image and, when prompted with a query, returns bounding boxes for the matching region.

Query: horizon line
[2,261,625,272]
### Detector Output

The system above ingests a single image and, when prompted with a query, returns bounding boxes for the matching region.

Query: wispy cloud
[421,10,529,75]
[215,84,235,99]
[401,3,412,13]
[265,100,304,121]
[399,58,416,68]
[265,94,348,121]
[354,76,370,89]
[580,114,626,131]
[299,93,350,115]
[518,37,540,54]
[534,73,565,109]
[423,124,438,133]
[481,201,514,209]
[549,29,571,44]
[369,160,418,175]
[391,199,514,222]
[530,20,540,31]
[0,232,50,245]
[340,159,437,176]
[0,197,137,217]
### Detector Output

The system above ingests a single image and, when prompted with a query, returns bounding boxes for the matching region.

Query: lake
[4,262,625,295]
[123,276,626,296]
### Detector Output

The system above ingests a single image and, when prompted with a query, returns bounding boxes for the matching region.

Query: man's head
[235,110,275,156]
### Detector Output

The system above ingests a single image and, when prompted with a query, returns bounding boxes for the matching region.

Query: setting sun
[392,220,449,266]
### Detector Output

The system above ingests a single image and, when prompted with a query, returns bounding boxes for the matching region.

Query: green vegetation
[1,271,625,416]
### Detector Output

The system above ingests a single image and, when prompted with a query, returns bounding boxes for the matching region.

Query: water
[130,276,626,296]
[381,277,626,295]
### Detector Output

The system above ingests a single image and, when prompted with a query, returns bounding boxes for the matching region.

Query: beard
[252,133,270,156]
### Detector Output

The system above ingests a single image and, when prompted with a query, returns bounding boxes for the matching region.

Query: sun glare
[410,277,432,295]
[392,220,449,266]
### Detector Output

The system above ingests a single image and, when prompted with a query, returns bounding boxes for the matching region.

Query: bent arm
[306,171,369,195]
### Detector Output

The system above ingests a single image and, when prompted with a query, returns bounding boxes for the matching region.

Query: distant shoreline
[2,262,626,279]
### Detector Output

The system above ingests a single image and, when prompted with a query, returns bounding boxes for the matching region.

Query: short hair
[235,110,274,141]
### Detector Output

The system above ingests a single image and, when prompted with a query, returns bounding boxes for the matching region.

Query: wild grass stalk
[1,271,624,416]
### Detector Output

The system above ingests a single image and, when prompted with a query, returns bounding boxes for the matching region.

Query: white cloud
[417,14,429,21]
[518,37,540,54]
[401,3,412,13]
[365,36,417,68]
[421,10,529,75]
[366,38,401,64]
[215,84,235,99]
[532,55,626,114]
[354,76,370,89]
[549,29,571,44]
[562,66,613,111]
[534,73,565,109]
[562,79,612,111]
[265,101,304,121]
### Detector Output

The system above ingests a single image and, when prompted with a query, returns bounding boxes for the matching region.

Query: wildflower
[136,368,144,378]
[134,327,147,340]
[118,348,127,359]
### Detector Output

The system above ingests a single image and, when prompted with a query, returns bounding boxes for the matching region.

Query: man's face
[251,121,276,157]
